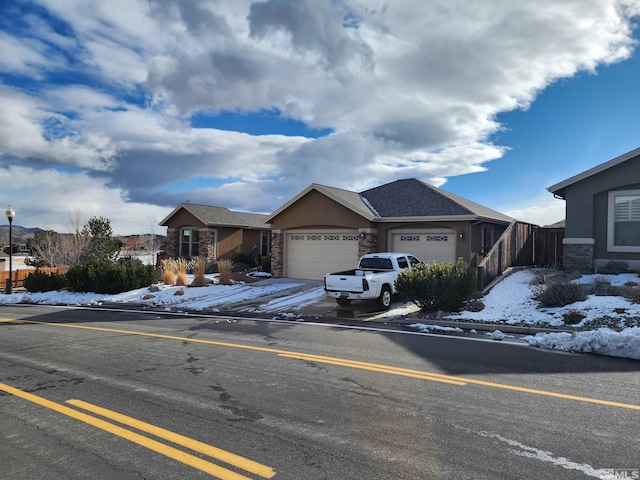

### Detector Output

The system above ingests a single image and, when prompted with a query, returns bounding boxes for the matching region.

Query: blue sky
[0,1,639,234]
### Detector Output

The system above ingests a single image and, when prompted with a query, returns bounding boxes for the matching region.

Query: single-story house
[160,203,272,261]
[266,178,515,279]
[548,146,640,272]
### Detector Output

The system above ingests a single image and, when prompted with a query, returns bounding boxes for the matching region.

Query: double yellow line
[2,317,640,411]
[0,382,275,480]
[279,352,468,385]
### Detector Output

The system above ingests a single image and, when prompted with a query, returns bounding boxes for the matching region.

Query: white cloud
[504,196,567,226]
[0,0,638,231]
[0,165,168,235]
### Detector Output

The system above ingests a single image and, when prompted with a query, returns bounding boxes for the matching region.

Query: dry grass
[161,258,177,286]
[175,258,189,286]
[190,257,208,287]
[217,259,233,285]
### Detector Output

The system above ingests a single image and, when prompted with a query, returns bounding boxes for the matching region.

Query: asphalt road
[0,304,638,480]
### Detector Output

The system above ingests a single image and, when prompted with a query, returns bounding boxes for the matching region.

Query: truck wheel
[376,285,392,310]
[336,297,352,307]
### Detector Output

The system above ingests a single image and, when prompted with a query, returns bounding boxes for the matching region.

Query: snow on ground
[447,269,640,360]
[0,266,638,360]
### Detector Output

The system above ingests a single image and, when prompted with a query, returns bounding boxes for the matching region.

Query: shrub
[597,260,629,274]
[231,247,260,268]
[217,259,233,285]
[261,255,272,273]
[536,281,588,307]
[562,309,586,325]
[395,259,476,312]
[23,270,68,292]
[589,276,615,296]
[232,262,251,272]
[66,257,158,294]
[619,283,640,303]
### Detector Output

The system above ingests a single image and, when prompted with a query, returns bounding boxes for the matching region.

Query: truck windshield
[359,257,393,269]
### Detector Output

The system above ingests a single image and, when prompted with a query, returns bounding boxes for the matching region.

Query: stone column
[358,228,378,257]
[271,230,284,278]
[199,228,216,261]
[562,238,594,273]
[165,228,179,257]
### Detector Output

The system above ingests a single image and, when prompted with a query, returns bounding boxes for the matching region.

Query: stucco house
[160,203,271,262]
[548,147,640,272]
[266,178,515,279]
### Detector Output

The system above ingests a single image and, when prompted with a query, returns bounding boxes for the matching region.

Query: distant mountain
[0,225,44,244]
[0,225,166,250]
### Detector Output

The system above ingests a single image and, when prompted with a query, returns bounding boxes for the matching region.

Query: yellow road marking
[278,352,467,385]
[0,381,274,479]
[2,317,639,411]
[67,399,275,479]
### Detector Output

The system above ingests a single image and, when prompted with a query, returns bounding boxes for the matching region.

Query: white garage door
[285,230,359,280]
[390,230,457,263]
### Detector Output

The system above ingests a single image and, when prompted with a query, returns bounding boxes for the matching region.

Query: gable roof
[266,183,377,222]
[267,178,514,224]
[160,203,271,229]
[548,147,640,199]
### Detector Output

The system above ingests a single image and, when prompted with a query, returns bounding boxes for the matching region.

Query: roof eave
[208,223,272,229]
[159,203,190,226]
[374,215,512,224]
[547,146,640,194]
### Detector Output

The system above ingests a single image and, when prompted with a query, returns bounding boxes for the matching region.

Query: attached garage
[285,229,359,279]
[267,180,514,279]
[389,230,457,263]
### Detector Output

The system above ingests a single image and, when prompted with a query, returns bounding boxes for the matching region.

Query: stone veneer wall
[358,229,378,257]
[563,242,594,272]
[165,228,178,257]
[199,229,216,260]
[270,230,284,278]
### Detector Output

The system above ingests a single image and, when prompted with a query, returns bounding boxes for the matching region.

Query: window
[180,228,200,257]
[608,190,640,252]
[261,231,271,256]
[397,257,409,269]
[408,255,421,267]
[360,257,393,270]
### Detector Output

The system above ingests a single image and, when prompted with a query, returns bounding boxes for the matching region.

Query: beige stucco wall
[163,210,206,229]
[271,190,372,230]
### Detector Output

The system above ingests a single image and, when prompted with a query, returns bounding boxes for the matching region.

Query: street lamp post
[5,206,15,294]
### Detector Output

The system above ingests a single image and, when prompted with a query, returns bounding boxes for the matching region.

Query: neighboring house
[160,203,272,262]
[548,146,640,272]
[266,178,515,280]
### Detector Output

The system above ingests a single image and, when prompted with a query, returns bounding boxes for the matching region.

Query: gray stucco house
[548,147,640,272]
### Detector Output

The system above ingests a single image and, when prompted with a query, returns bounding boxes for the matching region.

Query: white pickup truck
[324,253,422,310]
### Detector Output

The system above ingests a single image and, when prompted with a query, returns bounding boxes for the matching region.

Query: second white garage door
[285,230,359,280]
[389,230,457,263]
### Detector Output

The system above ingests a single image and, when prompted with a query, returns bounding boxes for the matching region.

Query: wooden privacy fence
[477,221,534,291]
[477,223,565,291]
[533,228,564,268]
[0,267,68,291]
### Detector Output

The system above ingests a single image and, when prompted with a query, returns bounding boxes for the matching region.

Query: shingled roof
[360,179,514,222]
[160,203,270,229]
[267,178,514,224]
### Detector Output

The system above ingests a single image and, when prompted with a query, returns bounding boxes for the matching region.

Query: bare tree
[140,222,162,266]
[26,211,91,268]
